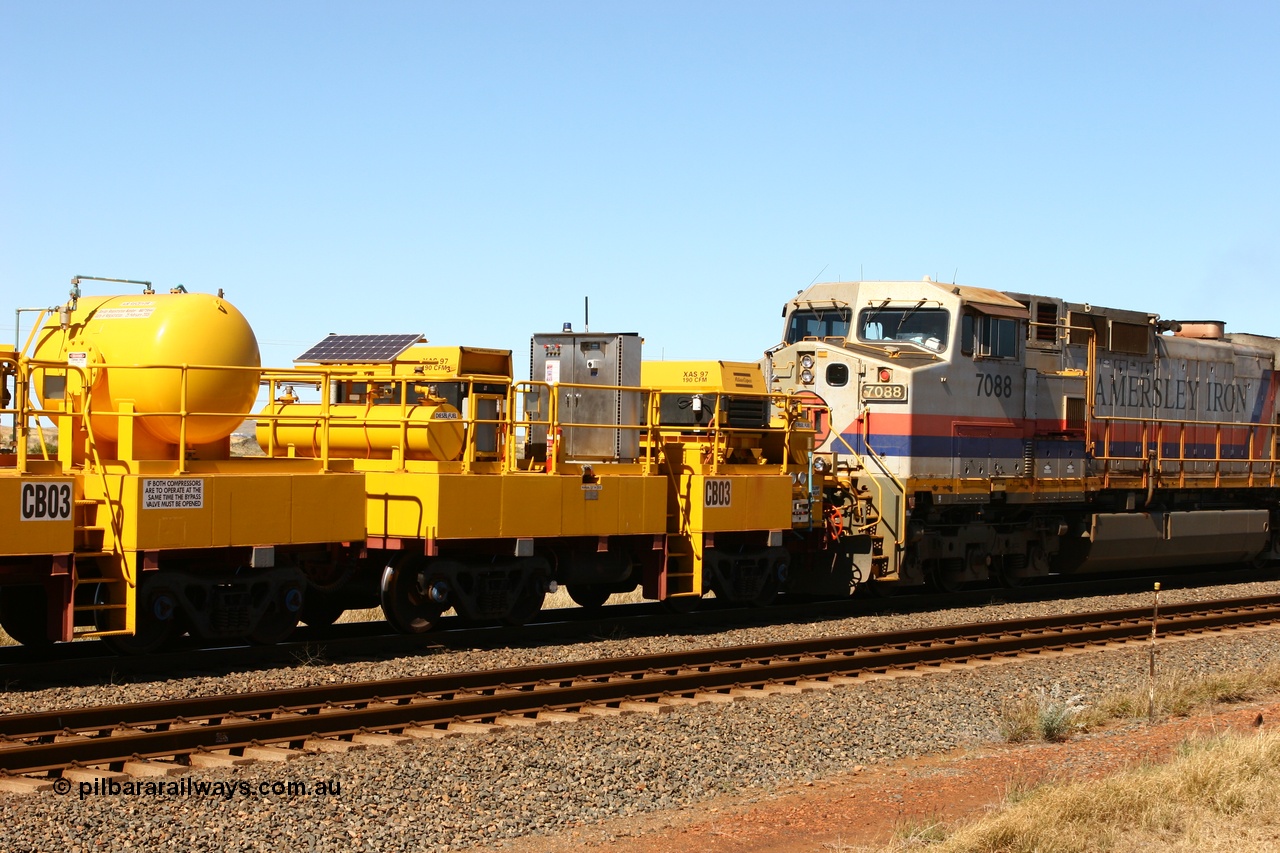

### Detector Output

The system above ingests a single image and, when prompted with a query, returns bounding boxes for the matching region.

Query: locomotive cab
[769,278,1030,479]
[767,278,1036,591]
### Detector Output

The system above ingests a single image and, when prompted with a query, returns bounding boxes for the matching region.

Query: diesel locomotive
[766,277,1280,594]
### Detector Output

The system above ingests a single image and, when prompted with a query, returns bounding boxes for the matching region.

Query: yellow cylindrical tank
[32,293,261,445]
[257,402,466,461]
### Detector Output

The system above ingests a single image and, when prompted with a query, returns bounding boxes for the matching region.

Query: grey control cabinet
[528,332,642,461]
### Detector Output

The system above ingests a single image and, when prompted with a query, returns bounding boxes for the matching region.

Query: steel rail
[2,594,1278,776]
[5,592,1275,736]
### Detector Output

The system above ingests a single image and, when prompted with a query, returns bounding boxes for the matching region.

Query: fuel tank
[256,401,466,461]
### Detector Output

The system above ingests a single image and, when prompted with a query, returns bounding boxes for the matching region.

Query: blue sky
[3,2,1277,368]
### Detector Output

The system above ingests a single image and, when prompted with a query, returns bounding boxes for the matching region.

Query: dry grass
[879,728,1280,853]
[1084,666,1280,724]
[335,606,385,624]
[998,683,1088,743]
[542,585,648,610]
[999,666,1280,744]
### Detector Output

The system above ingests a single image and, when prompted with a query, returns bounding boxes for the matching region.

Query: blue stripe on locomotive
[833,431,1258,464]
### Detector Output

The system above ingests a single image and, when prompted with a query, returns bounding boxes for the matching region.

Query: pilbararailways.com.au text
[58,776,342,800]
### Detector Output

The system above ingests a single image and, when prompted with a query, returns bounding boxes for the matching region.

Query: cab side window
[963,313,1018,359]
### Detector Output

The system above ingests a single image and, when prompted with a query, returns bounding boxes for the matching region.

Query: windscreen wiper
[895,298,928,333]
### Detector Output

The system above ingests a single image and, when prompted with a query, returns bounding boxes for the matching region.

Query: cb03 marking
[21,481,73,521]
[861,384,908,402]
[704,479,732,508]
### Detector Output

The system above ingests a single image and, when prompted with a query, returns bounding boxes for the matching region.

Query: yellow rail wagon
[0,345,79,645]
[640,360,813,607]
[1,278,365,652]
[258,332,814,630]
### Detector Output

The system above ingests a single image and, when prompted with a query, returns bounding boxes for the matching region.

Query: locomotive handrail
[16,357,86,468]
[1,350,36,471]
[17,307,55,360]
[649,386,811,476]
[508,379,809,476]
[79,389,130,601]
[1090,410,1276,490]
[857,407,906,549]
[830,430,888,537]
[1071,321,1279,490]
[253,368,810,476]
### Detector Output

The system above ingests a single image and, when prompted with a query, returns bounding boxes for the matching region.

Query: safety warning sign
[142,478,204,509]
[95,307,156,319]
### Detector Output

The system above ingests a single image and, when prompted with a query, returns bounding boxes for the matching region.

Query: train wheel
[101,578,181,655]
[566,584,611,611]
[928,562,964,595]
[380,555,446,634]
[0,586,52,647]
[503,581,546,626]
[751,567,780,608]
[997,562,1028,589]
[249,584,303,645]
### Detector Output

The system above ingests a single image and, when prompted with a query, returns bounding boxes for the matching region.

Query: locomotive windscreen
[785,307,851,343]
[857,307,949,351]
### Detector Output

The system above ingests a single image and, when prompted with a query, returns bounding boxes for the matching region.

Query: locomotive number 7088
[976,373,1013,398]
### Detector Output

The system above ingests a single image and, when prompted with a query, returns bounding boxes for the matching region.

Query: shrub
[999,683,1087,743]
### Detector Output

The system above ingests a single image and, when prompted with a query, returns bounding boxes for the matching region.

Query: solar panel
[295,334,423,364]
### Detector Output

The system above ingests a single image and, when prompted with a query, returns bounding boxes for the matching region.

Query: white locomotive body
[767,278,1280,592]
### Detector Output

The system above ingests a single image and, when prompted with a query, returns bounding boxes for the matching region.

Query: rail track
[2,565,1274,688]
[1,593,1278,790]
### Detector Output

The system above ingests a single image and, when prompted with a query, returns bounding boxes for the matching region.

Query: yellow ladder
[70,498,134,638]
[663,536,702,598]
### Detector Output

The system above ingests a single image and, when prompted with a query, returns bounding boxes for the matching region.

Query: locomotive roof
[935,282,1029,317]
[788,279,1029,319]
